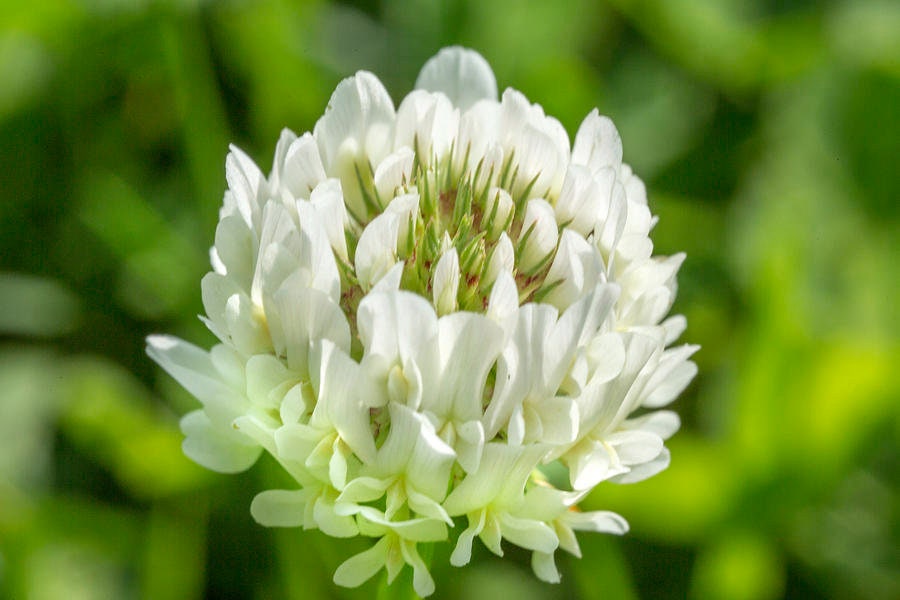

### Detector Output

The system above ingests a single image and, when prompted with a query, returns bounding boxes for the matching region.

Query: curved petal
[354,211,399,290]
[180,410,262,473]
[333,536,391,588]
[357,290,438,364]
[571,109,623,175]
[415,46,498,110]
[314,71,396,170]
[251,488,308,527]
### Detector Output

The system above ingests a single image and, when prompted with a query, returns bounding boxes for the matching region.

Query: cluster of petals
[148,47,697,596]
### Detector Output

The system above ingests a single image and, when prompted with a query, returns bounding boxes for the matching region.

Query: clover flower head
[148,46,697,596]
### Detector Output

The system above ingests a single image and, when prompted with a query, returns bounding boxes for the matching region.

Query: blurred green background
[1,0,897,598]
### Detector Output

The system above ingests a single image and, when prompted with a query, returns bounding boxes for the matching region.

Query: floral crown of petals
[147,45,697,597]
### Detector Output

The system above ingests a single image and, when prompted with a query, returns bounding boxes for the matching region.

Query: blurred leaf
[0,32,54,120]
[78,172,205,319]
[0,348,61,494]
[689,530,783,600]
[140,502,207,600]
[60,356,210,499]
[572,536,637,600]
[0,273,82,337]
[609,0,825,93]
[788,468,900,600]
[209,0,327,143]
[26,542,131,600]
[606,54,716,177]
[585,435,740,544]
[463,0,603,78]
[827,0,900,75]
[3,495,142,600]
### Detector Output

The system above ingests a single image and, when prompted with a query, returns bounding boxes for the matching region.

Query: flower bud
[432,247,460,315]
[483,232,514,287]
[484,187,514,239]
[517,198,559,274]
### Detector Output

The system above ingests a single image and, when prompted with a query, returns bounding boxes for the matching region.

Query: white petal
[586,332,627,385]
[357,290,438,365]
[620,164,645,203]
[542,229,602,310]
[485,268,517,337]
[622,410,680,439]
[432,247,460,315]
[245,354,296,409]
[407,487,453,525]
[500,89,570,198]
[482,304,556,439]
[147,335,240,410]
[443,443,545,515]
[431,313,504,421]
[611,447,671,484]
[608,430,664,465]
[381,403,455,500]
[450,509,486,566]
[596,180,628,258]
[355,509,448,542]
[400,540,437,597]
[335,478,393,519]
[224,292,271,356]
[200,272,244,340]
[314,492,359,537]
[271,281,350,376]
[571,109,623,174]
[333,536,391,588]
[531,551,561,583]
[373,147,415,202]
[555,164,605,237]
[250,204,298,304]
[279,383,310,425]
[309,179,349,261]
[275,131,328,199]
[180,410,261,473]
[354,211,400,290]
[661,314,688,345]
[225,145,266,229]
[232,414,278,453]
[643,354,698,408]
[213,215,255,288]
[568,440,619,490]
[250,489,307,527]
[543,283,618,392]
[384,192,420,255]
[518,198,559,274]
[311,341,377,463]
[455,420,485,473]
[415,46,498,111]
[518,485,573,521]
[314,71,396,170]
[483,231,515,288]
[484,187,514,239]
[531,396,579,445]
[394,89,458,161]
[371,261,405,293]
[498,512,559,554]
[566,510,629,534]
[296,201,343,300]
[272,422,318,464]
[270,127,297,187]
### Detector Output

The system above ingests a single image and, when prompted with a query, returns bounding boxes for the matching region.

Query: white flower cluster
[148,47,697,596]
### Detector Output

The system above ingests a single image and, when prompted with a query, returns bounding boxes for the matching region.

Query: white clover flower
[148,46,698,597]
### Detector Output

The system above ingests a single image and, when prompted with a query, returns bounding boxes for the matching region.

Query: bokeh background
[1,1,897,598]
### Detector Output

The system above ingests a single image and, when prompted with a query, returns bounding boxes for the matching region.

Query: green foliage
[1,1,897,598]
